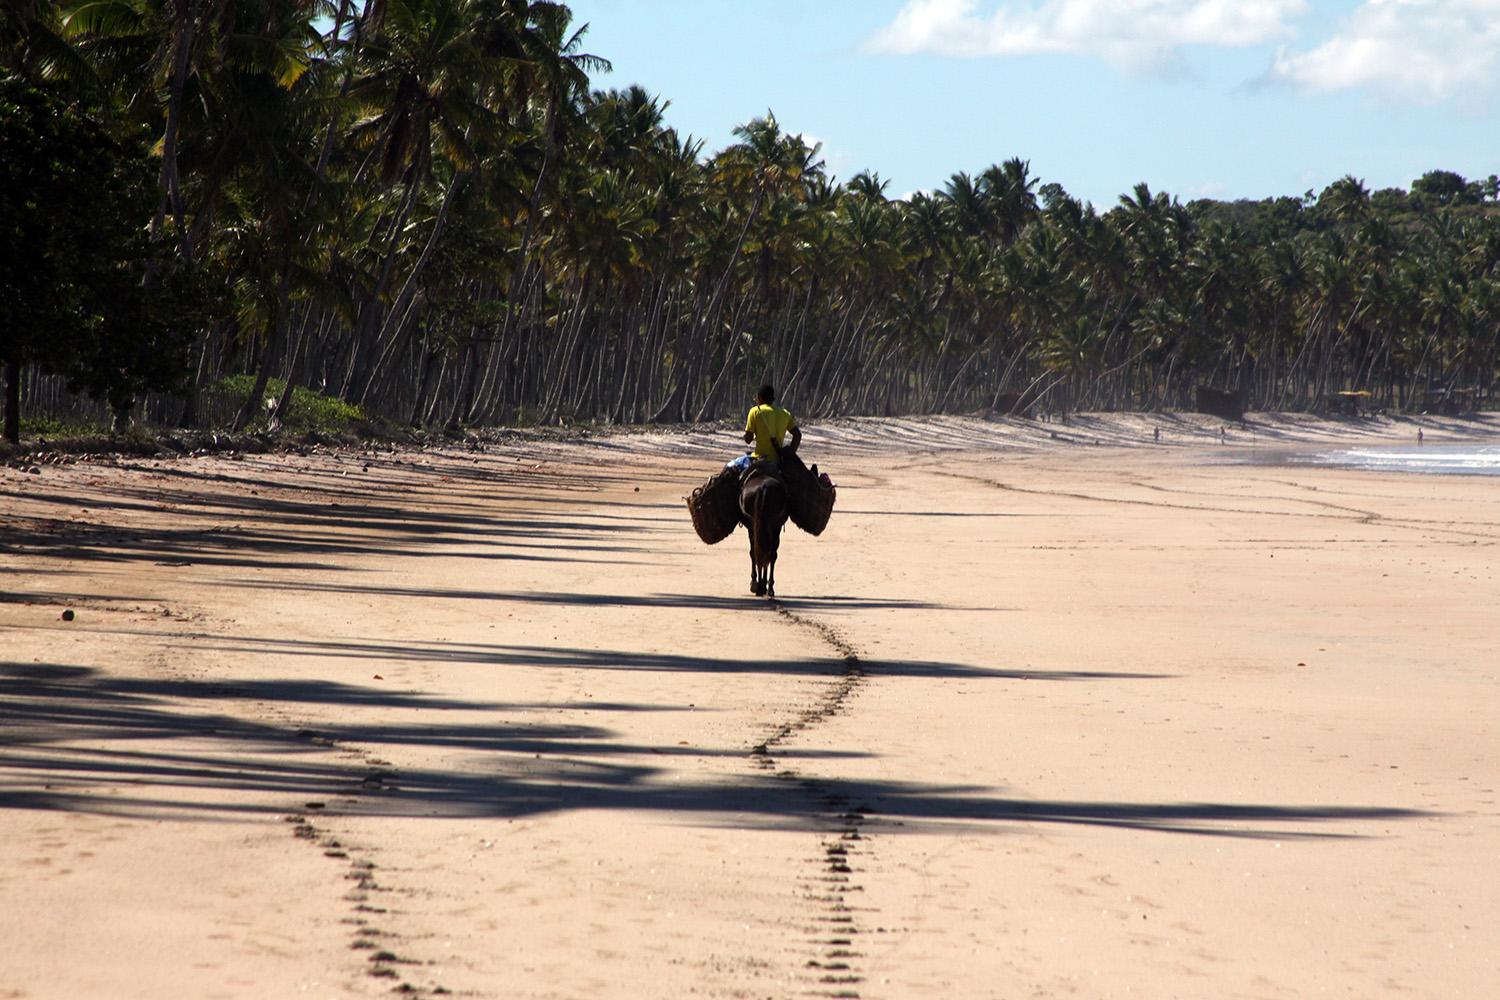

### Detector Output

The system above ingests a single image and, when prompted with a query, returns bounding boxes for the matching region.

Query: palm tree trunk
[269,306,329,427]
[233,266,293,431]
[342,169,423,399]
[152,0,200,261]
[695,289,758,420]
[3,359,20,445]
[689,201,766,421]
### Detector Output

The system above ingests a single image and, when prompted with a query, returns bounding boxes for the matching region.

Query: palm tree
[691,116,824,419]
[339,0,518,405]
[1320,175,1370,224]
[3,0,90,79]
[846,169,889,202]
[940,170,992,243]
[981,156,1039,245]
[453,2,606,423]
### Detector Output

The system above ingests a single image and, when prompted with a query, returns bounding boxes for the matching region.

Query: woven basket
[782,452,837,536]
[686,466,742,545]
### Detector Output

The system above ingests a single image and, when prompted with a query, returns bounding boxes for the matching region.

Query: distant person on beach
[728,384,800,472]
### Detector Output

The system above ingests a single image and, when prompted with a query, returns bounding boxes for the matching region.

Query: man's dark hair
[758,384,776,403]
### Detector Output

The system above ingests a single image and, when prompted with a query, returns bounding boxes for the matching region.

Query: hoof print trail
[284,734,441,996]
[758,599,874,998]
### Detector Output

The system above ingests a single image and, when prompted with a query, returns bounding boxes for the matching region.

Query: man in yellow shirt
[742,384,800,468]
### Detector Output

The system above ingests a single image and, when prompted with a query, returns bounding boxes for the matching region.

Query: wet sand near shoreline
[3,414,1498,998]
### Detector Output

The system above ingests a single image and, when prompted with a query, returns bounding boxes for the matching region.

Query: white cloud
[797,131,830,157]
[797,132,854,176]
[867,0,1305,72]
[1268,0,1500,104]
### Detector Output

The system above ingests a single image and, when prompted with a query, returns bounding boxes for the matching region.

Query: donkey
[739,467,789,597]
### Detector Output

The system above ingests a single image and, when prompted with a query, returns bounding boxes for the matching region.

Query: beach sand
[2,413,1497,998]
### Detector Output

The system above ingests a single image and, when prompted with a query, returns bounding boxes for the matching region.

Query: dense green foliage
[0,74,204,441]
[209,374,365,433]
[17,414,110,437]
[4,1,1497,436]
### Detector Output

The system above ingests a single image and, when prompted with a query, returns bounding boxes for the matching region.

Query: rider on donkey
[734,384,801,472]
[684,382,832,595]
[736,384,799,596]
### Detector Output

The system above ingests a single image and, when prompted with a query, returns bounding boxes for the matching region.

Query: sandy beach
[3,413,1498,999]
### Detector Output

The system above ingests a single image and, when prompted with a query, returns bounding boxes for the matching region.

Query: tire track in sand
[752,601,875,999]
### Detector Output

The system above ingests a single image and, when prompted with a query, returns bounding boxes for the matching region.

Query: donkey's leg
[748,534,765,596]
[766,520,783,598]
[747,489,769,596]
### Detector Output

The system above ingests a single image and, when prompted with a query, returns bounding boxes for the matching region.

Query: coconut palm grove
[4,0,1498,445]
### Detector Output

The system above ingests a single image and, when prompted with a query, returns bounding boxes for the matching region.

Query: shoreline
[1223,439,1500,477]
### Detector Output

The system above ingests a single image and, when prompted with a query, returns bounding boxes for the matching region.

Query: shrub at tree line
[3,1,1496,445]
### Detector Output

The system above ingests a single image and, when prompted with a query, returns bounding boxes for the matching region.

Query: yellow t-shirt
[745,404,796,461]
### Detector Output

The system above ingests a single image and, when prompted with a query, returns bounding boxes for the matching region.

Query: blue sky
[567,0,1499,209]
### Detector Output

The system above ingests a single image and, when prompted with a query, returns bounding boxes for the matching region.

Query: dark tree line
[4,1,1497,443]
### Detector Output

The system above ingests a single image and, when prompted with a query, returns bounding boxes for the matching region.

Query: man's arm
[785,424,801,455]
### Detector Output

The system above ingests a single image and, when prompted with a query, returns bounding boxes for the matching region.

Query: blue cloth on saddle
[725,454,753,472]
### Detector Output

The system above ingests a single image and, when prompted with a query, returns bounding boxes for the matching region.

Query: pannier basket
[686,466,742,545]
[782,452,836,536]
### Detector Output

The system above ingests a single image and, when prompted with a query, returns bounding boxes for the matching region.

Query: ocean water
[1290,443,1500,476]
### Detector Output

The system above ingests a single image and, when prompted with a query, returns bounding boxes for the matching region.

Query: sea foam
[1294,444,1500,476]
